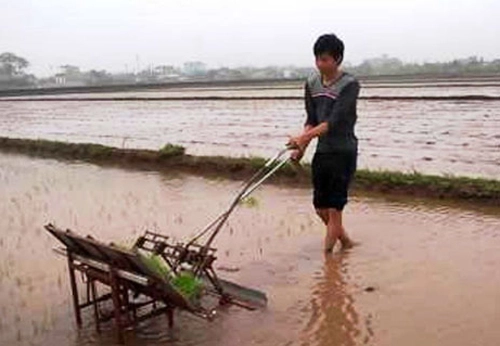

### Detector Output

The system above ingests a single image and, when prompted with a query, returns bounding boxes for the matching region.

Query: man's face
[315,53,338,75]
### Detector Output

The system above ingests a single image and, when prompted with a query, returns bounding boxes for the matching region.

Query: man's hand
[288,133,311,153]
[290,149,304,162]
[287,124,320,162]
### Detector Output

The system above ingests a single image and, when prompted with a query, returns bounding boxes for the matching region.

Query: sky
[1,0,499,76]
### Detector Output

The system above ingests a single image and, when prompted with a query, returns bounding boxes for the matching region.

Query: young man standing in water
[289,33,359,253]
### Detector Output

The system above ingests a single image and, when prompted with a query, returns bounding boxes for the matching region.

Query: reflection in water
[301,254,371,346]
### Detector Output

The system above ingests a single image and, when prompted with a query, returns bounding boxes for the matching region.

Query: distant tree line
[1,52,500,90]
[346,54,500,76]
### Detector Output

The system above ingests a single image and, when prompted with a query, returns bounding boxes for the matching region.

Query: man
[289,33,360,253]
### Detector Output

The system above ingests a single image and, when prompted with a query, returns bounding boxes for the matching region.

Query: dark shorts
[311,151,357,211]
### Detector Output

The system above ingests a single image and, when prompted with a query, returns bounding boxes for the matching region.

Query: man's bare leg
[316,208,335,252]
[327,209,355,251]
[316,208,355,252]
[335,209,355,250]
[316,208,329,225]
[326,209,341,252]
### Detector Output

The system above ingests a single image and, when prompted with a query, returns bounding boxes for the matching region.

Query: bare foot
[340,236,359,251]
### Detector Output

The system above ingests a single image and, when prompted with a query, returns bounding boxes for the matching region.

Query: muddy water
[1,153,499,346]
[0,92,499,178]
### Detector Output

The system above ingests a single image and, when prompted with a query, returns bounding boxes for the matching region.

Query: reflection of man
[289,34,360,253]
[301,255,365,345]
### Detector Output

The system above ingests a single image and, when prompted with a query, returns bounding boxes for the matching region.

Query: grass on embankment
[0,137,498,206]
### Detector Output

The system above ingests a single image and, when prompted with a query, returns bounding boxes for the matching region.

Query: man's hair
[313,34,344,64]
